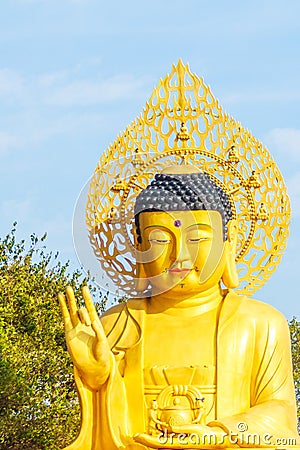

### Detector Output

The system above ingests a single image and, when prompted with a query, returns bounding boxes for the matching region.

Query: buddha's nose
[172,238,190,266]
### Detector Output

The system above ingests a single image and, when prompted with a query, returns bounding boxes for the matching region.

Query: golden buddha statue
[59,61,299,449]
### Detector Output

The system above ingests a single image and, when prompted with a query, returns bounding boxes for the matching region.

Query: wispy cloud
[0,64,150,107]
[263,128,300,212]
[0,63,150,158]
[265,128,300,162]
[0,132,20,156]
[43,74,149,106]
[287,172,300,217]
[0,198,34,222]
[13,0,92,4]
[222,90,300,106]
[0,68,24,98]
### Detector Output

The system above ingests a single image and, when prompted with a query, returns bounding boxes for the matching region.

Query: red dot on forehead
[174,220,182,227]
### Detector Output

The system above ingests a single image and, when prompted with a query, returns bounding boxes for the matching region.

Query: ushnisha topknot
[134,172,233,243]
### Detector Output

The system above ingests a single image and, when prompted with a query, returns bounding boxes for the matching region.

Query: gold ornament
[176,122,191,142]
[227,145,240,164]
[86,60,290,296]
[132,148,145,166]
[256,203,269,221]
[246,170,261,189]
[111,177,127,192]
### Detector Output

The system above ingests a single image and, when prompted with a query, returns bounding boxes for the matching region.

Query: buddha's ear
[135,261,149,292]
[132,226,139,248]
[222,219,239,289]
[133,228,149,292]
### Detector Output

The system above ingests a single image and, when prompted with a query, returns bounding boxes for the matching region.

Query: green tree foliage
[0,225,299,448]
[0,225,108,449]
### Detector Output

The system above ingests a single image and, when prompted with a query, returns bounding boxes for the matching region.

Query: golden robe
[64,291,299,449]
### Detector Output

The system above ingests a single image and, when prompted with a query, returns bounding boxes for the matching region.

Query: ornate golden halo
[86,60,290,297]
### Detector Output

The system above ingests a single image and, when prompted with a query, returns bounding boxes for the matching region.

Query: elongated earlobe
[222,220,239,289]
[135,261,149,292]
[133,228,149,292]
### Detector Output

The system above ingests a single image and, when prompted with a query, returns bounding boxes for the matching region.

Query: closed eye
[187,237,209,243]
[149,239,171,244]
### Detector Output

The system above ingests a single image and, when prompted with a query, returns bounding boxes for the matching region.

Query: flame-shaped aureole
[86,60,290,297]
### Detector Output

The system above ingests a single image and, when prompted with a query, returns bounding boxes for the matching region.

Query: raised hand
[58,285,111,390]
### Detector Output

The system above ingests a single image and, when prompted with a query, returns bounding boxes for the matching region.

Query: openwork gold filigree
[86,60,290,296]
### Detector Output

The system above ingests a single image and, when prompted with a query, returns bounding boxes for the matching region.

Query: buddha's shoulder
[241,296,285,316]
[230,291,288,327]
[100,299,146,327]
[100,299,145,345]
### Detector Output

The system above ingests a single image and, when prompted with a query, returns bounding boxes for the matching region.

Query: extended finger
[82,286,99,324]
[82,286,108,342]
[78,307,92,326]
[58,293,73,331]
[66,286,80,327]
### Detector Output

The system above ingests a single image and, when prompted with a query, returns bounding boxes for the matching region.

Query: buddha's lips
[168,268,192,274]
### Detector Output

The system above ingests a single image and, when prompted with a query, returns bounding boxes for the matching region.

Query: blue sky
[0,0,299,318]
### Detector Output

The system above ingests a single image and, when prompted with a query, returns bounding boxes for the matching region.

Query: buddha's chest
[143,312,218,424]
[143,310,218,368]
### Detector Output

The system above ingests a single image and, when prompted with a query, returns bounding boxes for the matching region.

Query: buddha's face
[137,210,229,295]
